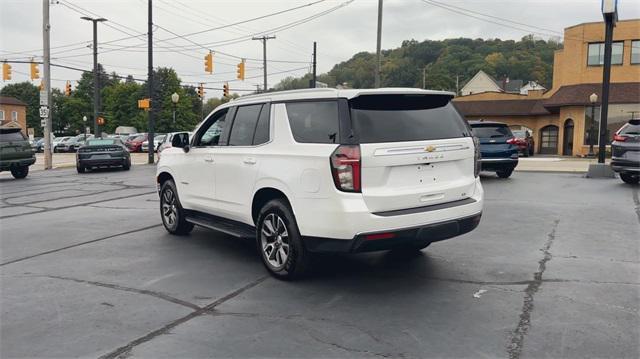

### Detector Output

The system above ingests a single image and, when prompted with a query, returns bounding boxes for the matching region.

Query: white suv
[157,88,483,279]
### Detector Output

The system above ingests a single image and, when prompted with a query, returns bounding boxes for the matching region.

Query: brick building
[454,19,640,156]
[0,96,28,135]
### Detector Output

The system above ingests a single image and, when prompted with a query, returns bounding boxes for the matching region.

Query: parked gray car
[611,119,640,184]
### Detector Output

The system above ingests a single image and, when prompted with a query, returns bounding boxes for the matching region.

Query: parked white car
[156,88,484,279]
[142,134,166,152]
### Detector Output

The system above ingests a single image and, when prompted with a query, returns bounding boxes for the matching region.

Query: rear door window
[471,125,513,138]
[253,104,271,145]
[229,104,263,146]
[0,131,26,142]
[349,95,470,143]
[285,101,339,144]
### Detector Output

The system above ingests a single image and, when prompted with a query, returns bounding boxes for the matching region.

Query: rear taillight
[330,145,361,192]
[473,137,480,178]
[506,138,518,145]
[613,134,627,142]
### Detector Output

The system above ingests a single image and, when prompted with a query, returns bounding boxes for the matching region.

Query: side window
[229,104,262,146]
[253,104,271,145]
[196,109,229,146]
[285,101,339,144]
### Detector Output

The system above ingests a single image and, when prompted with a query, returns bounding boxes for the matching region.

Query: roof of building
[503,79,524,93]
[453,98,550,117]
[0,96,27,106]
[543,82,640,109]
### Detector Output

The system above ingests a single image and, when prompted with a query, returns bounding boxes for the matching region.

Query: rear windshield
[512,130,526,137]
[471,125,513,138]
[0,131,26,142]
[619,120,640,135]
[349,95,471,143]
[87,139,117,146]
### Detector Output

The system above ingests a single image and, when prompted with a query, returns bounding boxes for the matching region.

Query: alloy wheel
[161,188,178,229]
[260,213,290,269]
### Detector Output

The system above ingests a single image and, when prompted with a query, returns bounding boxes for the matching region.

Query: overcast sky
[1,0,638,98]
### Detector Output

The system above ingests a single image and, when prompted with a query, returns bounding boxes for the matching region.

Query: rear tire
[160,179,194,235]
[10,166,29,179]
[620,173,639,185]
[77,165,85,174]
[497,169,513,178]
[257,199,309,280]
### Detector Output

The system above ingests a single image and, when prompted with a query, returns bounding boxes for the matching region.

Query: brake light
[613,134,627,142]
[330,145,361,192]
[506,138,518,145]
[473,137,480,178]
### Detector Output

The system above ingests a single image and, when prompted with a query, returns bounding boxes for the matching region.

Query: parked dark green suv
[0,128,36,179]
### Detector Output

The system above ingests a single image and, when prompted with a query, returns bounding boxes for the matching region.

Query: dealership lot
[0,166,638,358]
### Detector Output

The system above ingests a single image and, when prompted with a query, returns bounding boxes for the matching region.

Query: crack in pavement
[0,224,162,266]
[507,219,560,359]
[0,191,157,219]
[306,329,406,359]
[39,274,202,311]
[98,276,269,359]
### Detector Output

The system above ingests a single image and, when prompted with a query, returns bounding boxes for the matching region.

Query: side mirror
[171,132,190,152]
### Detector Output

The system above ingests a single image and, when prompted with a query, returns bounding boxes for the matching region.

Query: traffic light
[64,81,72,96]
[197,83,205,99]
[223,82,229,97]
[204,51,213,74]
[236,59,245,81]
[2,63,11,81]
[30,62,40,80]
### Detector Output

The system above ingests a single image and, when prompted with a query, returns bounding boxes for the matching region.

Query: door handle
[243,157,257,165]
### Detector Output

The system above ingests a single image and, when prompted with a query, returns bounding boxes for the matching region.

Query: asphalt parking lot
[1,166,638,358]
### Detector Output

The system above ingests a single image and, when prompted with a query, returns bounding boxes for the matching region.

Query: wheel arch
[251,186,294,226]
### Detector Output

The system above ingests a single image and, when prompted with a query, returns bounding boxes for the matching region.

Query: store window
[584,103,640,145]
[587,42,623,65]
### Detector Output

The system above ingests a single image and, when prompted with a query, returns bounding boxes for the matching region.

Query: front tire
[160,180,194,235]
[257,199,309,280]
[122,158,131,171]
[497,169,513,178]
[620,172,639,185]
[10,166,29,179]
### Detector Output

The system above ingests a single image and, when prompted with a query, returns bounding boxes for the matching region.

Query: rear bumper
[611,158,640,173]
[78,157,127,167]
[479,158,518,171]
[304,212,482,253]
[0,157,36,170]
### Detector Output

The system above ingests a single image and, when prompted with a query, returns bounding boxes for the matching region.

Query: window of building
[584,103,640,145]
[0,110,4,122]
[11,111,18,121]
[632,40,640,64]
[587,42,624,66]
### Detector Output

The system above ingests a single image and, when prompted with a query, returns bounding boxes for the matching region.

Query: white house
[519,81,547,95]
[460,70,502,96]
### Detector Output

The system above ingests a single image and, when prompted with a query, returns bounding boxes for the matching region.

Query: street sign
[39,90,48,106]
[39,106,49,118]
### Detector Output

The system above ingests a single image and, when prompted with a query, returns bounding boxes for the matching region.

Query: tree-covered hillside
[275,35,562,92]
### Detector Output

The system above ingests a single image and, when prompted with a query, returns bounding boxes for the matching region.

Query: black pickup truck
[0,128,36,179]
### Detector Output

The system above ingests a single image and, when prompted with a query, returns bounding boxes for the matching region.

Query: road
[1,166,638,358]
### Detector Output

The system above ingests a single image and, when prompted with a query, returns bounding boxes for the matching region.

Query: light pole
[80,16,107,139]
[171,92,179,126]
[82,115,87,143]
[588,93,598,158]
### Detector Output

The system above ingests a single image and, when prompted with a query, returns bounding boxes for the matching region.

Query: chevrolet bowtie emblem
[425,145,436,152]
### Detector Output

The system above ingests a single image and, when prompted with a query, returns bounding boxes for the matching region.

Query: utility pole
[374,0,383,88]
[147,0,155,164]
[81,16,106,138]
[455,75,460,96]
[42,0,52,170]
[252,35,275,92]
[311,41,317,88]
[422,65,428,89]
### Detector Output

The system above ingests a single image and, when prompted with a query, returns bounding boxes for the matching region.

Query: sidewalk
[515,156,605,173]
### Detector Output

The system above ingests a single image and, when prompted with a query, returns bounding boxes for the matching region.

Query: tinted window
[253,104,270,145]
[350,96,470,143]
[471,125,513,138]
[0,131,26,142]
[229,104,262,146]
[197,109,228,146]
[87,139,116,146]
[286,101,339,144]
[619,121,640,135]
